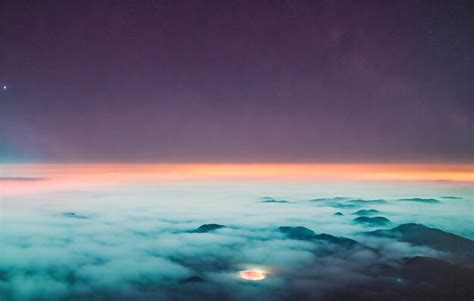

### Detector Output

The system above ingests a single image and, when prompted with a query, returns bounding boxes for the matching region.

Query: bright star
[2,85,6,90]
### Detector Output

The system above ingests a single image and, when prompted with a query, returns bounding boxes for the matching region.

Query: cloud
[1,180,473,300]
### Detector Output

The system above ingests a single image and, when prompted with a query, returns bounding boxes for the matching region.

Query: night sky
[1,0,473,163]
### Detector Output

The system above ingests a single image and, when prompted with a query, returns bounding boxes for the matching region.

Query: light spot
[239,269,266,281]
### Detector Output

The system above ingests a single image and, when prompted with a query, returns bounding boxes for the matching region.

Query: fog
[1,166,473,300]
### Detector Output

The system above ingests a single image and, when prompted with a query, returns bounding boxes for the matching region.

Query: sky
[1,0,473,163]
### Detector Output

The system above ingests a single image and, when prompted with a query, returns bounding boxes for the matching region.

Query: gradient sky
[1,0,473,163]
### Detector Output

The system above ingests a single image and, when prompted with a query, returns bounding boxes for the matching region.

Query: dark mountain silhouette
[348,199,387,205]
[399,198,440,204]
[278,226,316,240]
[401,256,474,300]
[261,199,290,203]
[310,197,387,209]
[278,226,359,248]
[314,233,359,248]
[324,256,474,301]
[353,209,380,216]
[190,224,226,233]
[367,223,474,260]
[353,216,391,226]
[261,196,290,203]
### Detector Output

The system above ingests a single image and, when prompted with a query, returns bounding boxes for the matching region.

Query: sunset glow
[1,163,473,196]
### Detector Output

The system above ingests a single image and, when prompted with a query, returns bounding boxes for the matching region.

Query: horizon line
[2,161,473,166]
[1,163,473,185]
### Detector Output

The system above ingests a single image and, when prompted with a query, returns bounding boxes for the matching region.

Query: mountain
[278,226,316,240]
[190,224,226,233]
[401,256,474,300]
[399,198,441,204]
[278,226,359,248]
[353,216,391,226]
[353,209,381,216]
[367,223,474,260]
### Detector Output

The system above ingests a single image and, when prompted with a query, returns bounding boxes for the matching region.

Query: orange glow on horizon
[1,163,473,196]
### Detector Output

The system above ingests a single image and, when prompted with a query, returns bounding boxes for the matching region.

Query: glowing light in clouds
[239,269,266,281]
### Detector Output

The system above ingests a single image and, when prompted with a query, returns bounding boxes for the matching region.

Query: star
[2,85,7,90]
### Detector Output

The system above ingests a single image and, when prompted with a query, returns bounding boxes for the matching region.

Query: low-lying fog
[1,168,473,300]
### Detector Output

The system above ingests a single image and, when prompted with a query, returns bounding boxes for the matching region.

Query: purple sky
[1,0,473,163]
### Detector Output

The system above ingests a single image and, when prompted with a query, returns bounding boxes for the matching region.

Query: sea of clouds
[1,179,473,300]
